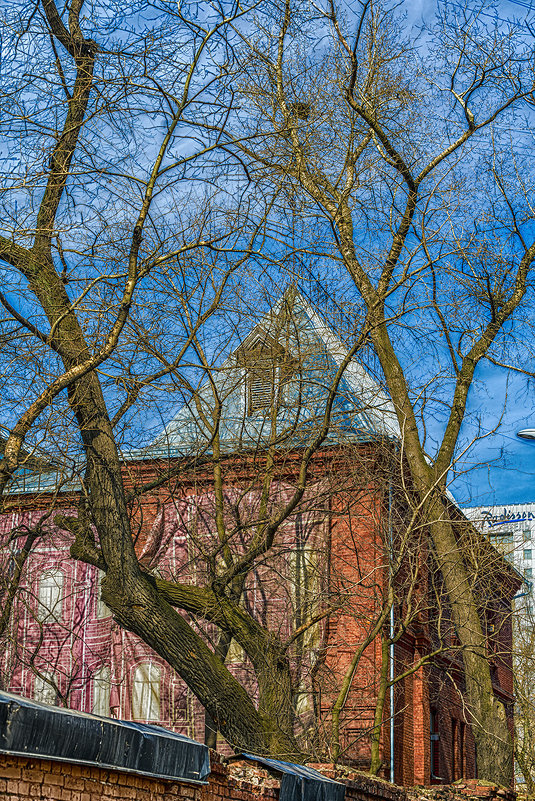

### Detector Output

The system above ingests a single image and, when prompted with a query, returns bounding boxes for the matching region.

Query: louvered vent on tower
[249,367,276,412]
[236,331,296,416]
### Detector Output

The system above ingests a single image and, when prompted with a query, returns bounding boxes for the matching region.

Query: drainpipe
[388,478,395,783]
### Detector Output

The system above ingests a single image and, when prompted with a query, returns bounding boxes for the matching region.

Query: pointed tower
[150,288,399,459]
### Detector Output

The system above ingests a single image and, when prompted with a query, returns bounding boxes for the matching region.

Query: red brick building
[0,291,518,785]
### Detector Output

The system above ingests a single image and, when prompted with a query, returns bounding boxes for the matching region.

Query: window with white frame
[37,569,64,622]
[34,672,57,705]
[93,664,111,717]
[131,662,161,721]
[289,547,320,654]
[96,569,111,619]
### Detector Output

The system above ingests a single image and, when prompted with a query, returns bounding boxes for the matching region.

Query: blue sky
[2,0,535,510]
[454,366,535,508]
[338,0,535,507]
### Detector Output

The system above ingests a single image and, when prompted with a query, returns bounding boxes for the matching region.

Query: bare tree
[0,0,529,774]
[0,0,309,755]
[0,0,390,754]
[227,0,535,782]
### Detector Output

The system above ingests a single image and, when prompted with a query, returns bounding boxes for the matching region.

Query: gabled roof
[146,288,399,459]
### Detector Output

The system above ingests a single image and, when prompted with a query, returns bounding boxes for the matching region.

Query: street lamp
[517,429,535,440]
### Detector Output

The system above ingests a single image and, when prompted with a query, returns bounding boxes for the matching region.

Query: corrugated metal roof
[0,690,210,783]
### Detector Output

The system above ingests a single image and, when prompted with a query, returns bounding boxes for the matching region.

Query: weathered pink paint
[0,504,200,736]
[0,492,323,747]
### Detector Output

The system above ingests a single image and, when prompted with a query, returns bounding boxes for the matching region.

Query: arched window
[37,569,64,622]
[34,672,57,705]
[93,664,111,717]
[131,662,161,721]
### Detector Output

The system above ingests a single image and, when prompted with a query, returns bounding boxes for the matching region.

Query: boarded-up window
[37,569,63,622]
[93,664,111,717]
[34,672,57,705]
[132,662,161,721]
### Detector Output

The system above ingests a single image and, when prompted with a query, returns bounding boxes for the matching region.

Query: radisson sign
[480,508,535,527]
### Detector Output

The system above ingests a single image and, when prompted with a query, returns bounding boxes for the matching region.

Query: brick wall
[1,452,517,785]
[0,751,515,801]
[0,752,204,801]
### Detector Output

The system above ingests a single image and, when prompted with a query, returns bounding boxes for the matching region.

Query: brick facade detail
[0,447,518,785]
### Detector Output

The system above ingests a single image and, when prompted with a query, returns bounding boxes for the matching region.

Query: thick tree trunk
[102,569,299,755]
[66,365,300,756]
[155,577,298,751]
[426,499,513,786]
[21,249,301,756]
[0,0,304,761]
[367,311,513,786]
